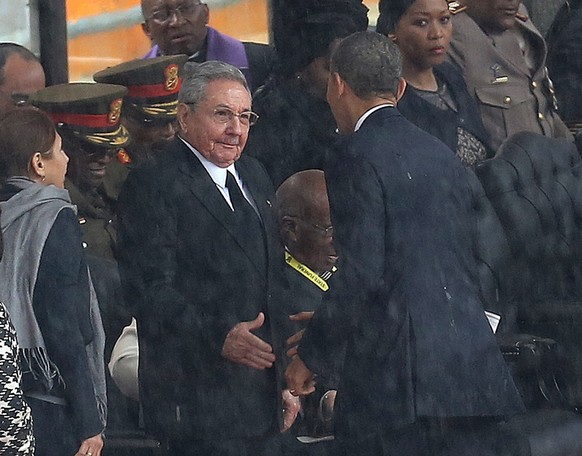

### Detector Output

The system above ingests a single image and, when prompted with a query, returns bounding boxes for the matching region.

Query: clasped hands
[285,311,317,397]
[220,310,317,395]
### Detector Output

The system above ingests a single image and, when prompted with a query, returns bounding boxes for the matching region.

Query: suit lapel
[177,144,267,277]
[236,157,274,275]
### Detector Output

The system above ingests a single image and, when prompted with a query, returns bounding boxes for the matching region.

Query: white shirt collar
[354,103,395,132]
[179,136,238,187]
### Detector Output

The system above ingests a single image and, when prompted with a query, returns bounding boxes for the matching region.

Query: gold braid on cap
[141,100,179,116]
[82,125,129,147]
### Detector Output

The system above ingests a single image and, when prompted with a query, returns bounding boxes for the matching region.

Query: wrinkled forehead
[142,0,181,14]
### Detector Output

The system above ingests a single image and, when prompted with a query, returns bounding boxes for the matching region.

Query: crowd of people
[0,0,580,455]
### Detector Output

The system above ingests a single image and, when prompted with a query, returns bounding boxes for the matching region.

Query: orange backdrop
[66,0,378,81]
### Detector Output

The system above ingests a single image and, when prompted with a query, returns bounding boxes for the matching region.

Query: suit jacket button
[531,81,537,89]
[538,112,545,120]
[504,96,511,105]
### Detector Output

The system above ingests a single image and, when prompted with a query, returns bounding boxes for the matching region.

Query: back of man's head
[0,43,40,86]
[277,169,328,223]
[331,31,401,100]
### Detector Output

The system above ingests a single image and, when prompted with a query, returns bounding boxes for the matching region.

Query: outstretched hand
[286,311,315,357]
[222,312,276,370]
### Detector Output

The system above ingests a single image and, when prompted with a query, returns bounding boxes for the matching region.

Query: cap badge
[108,98,123,124]
[164,64,179,91]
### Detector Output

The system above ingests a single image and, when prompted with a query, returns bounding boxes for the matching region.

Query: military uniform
[447,3,572,151]
[65,177,118,260]
[95,55,188,197]
[29,83,130,260]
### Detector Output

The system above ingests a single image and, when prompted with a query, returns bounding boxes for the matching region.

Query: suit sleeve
[33,208,104,442]
[298,152,387,378]
[117,164,232,356]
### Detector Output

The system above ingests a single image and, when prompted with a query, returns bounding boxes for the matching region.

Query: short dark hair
[0,108,56,181]
[330,31,402,99]
[0,43,40,86]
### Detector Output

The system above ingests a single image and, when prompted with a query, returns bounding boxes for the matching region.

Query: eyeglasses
[145,1,204,24]
[185,104,259,126]
[0,90,30,107]
[291,216,334,238]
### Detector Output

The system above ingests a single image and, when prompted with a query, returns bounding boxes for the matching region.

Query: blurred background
[0,0,561,84]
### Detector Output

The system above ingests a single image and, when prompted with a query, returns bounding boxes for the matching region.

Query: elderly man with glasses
[117,60,287,455]
[141,0,273,92]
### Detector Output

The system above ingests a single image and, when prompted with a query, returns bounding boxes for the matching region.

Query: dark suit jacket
[117,138,282,441]
[298,107,524,441]
[546,0,582,129]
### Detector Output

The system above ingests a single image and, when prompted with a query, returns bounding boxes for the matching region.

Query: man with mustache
[447,0,572,151]
[117,60,286,455]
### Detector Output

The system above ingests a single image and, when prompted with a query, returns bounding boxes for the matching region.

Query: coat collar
[175,139,271,276]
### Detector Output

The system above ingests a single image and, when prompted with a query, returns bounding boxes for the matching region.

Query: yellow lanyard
[285,251,332,292]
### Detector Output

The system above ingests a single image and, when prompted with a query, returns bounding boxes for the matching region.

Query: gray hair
[330,31,402,100]
[178,60,250,110]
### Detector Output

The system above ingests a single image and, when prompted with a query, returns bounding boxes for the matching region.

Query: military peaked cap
[29,82,130,148]
[93,54,188,124]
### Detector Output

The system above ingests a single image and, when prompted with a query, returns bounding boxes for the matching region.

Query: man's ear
[334,72,347,97]
[177,103,190,133]
[395,77,407,102]
[142,22,153,41]
[201,4,210,25]
[280,215,298,243]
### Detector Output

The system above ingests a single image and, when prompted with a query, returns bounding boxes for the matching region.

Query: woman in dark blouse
[377,0,493,167]
[0,108,105,456]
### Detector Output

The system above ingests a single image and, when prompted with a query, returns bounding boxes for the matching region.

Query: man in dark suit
[286,32,525,456]
[140,0,273,92]
[117,61,283,455]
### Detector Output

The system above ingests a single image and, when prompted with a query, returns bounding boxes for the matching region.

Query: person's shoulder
[242,41,274,56]
[449,4,478,41]
[239,153,270,177]
[132,139,186,176]
[434,61,466,86]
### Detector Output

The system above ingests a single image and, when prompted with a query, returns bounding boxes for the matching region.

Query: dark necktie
[225,171,267,276]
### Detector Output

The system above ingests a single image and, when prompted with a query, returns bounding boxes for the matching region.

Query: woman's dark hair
[272,0,369,78]
[0,108,56,181]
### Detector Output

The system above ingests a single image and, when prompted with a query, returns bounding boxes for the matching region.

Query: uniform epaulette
[516,12,529,22]
[448,1,467,14]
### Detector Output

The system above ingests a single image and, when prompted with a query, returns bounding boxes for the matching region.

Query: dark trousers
[168,433,283,456]
[27,397,78,456]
